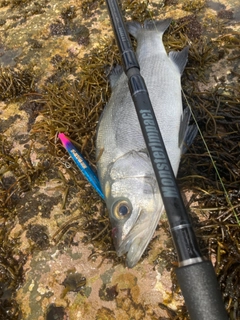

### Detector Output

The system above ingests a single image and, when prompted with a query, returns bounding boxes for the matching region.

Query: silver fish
[96,19,194,267]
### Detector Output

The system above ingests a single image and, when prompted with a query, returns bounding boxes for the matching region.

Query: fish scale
[96,19,191,267]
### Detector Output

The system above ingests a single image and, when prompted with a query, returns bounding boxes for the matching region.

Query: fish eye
[112,200,132,220]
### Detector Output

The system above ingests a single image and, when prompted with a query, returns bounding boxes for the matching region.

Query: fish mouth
[112,206,164,268]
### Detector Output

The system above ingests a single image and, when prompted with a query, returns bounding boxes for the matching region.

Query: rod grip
[176,261,228,320]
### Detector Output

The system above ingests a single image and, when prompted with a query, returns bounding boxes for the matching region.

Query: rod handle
[176,261,228,320]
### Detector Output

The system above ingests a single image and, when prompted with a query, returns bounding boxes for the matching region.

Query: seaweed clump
[34,38,120,161]
[121,0,152,22]
[0,132,58,318]
[0,138,27,320]
[0,229,25,320]
[0,67,34,101]
[150,18,240,318]
[32,38,122,264]
[178,83,240,318]
[178,39,240,320]
[175,15,202,41]
[164,17,218,71]
[182,0,206,12]
[81,0,103,18]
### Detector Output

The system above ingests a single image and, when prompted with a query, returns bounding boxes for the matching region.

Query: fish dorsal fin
[127,19,172,39]
[169,46,189,75]
[179,106,198,154]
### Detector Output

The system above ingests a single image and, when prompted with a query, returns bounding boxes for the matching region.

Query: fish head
[103,151,164,268]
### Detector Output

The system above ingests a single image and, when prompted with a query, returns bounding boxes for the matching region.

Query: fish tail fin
[127,19,172,39]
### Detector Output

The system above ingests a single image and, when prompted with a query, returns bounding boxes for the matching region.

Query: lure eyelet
[112,200,132,220]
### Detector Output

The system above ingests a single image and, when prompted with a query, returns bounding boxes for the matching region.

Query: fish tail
[127,19,172,38]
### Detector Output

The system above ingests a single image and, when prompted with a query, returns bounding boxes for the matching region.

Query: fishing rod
[105,0,228,319]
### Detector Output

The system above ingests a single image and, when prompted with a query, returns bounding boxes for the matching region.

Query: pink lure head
[58,133,71,149]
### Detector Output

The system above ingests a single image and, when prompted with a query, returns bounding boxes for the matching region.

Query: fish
[96,19,196,268]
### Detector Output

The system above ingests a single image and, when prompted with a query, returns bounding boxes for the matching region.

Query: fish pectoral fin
[179,106,198,154]
[96,147,104,162]
[169,46,189,75]
[109,65,123,88]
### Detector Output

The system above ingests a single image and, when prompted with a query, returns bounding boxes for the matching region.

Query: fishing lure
[58,133,104,200]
